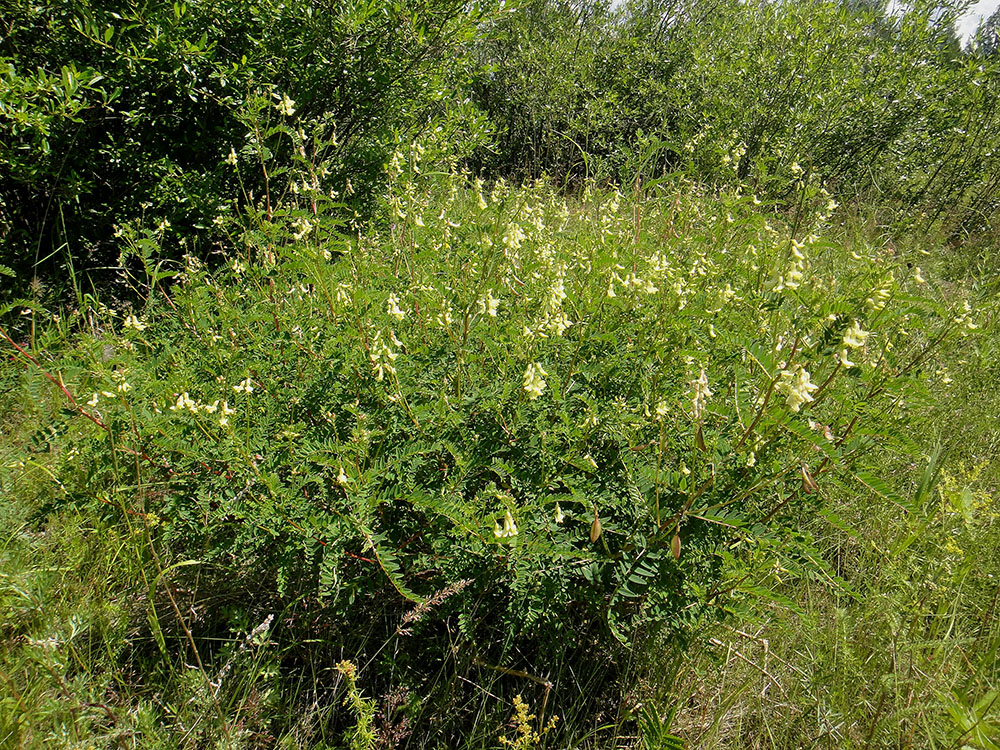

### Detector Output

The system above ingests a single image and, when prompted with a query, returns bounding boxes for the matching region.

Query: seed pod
[671,532,682,560]
[801,464,818,492]
[590,509,602,543]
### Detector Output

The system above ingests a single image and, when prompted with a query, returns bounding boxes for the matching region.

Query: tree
[973,7,1000,56]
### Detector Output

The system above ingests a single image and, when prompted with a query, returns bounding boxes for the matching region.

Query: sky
[957,0,1000,41]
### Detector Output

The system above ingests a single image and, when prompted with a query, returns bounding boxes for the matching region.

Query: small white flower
[225,147,238,166]
[913,267,926,284]
[554,503,565,524]
[337,466,349,485]
[234,378,254,394]
[87,393,100,407]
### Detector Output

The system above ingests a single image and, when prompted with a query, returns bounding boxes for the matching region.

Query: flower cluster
[526,268,571,339]
[123,314,147,332]
[954,301,978,332]
[866,276,893,312]
[274,93,296,117]
[523,363,547,400]
[690,368,713,420]
[476,290,500,318]
[836,319,869,367]
[170,392,236,426]
[370,331,400,381]
[233,378,254,394]
[493,510,519,539]
[774,239,807,292]
[387,293,406,321]
[778,366,819,412]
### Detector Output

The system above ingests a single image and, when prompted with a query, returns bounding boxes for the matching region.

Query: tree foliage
[0,0,487,288]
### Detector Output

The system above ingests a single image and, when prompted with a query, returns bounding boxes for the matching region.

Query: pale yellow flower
[275,93,296,116]
[523,363,547,400]
[219,401,235,427]
[170,392,197,412]
[485,291,500,317]
[843,320,869,348]
[387,293,405,321]
[123,314,147,332]
[835,348,856,368]
[779,367,818,412]
[691,368,713,420]
[493,510,518,538]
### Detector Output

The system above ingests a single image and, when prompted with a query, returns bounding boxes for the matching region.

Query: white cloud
[958,0,1000,41]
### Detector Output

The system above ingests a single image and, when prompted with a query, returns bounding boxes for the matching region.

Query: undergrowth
[2,148,997,748]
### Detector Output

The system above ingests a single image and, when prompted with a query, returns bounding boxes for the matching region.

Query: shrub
[468,0,1000,234]
[0,0,488,292]
[3,150,976,739]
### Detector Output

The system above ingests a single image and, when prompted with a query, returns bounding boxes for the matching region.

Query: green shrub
[469,0,1000,235]
[0,0,489,292]
[3,148,977,732]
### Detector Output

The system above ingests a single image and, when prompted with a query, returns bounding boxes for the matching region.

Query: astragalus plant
[1,148,977,744]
